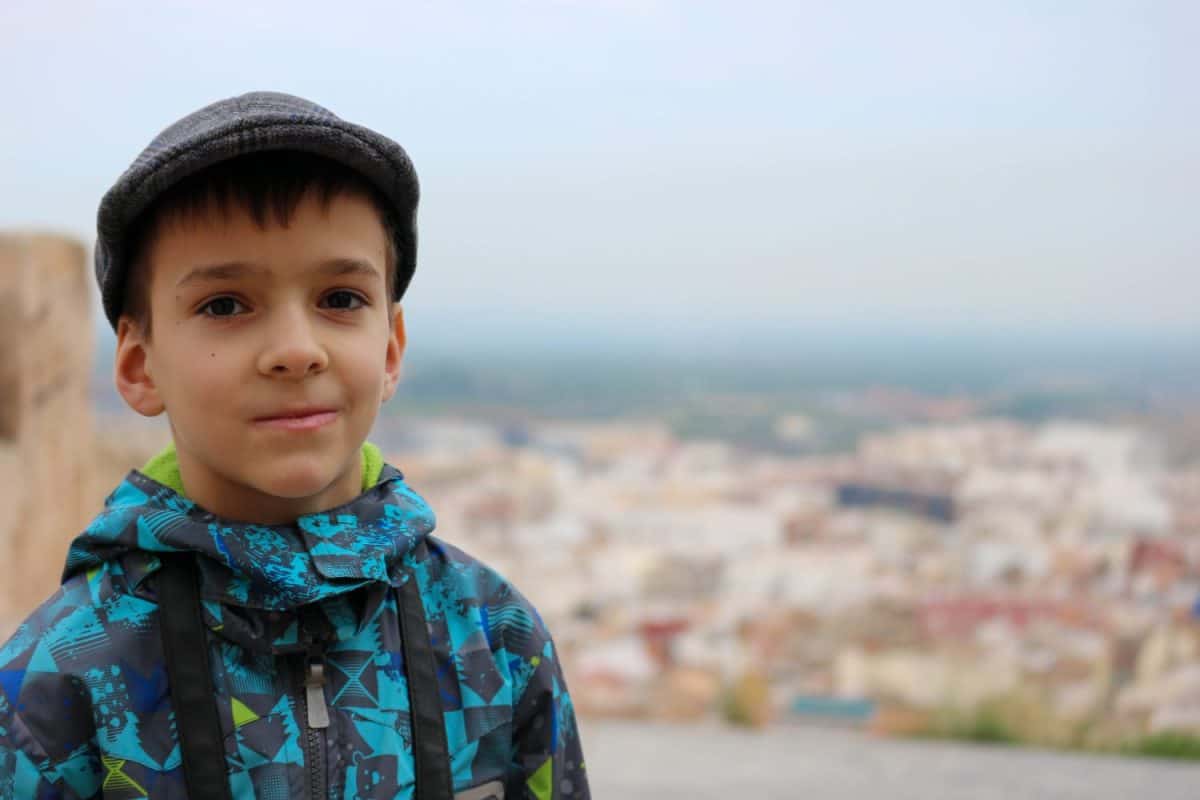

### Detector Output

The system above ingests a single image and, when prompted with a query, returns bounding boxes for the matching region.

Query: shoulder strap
[158,553,234,800]
[397,573,455,800]
[159,552,453,800]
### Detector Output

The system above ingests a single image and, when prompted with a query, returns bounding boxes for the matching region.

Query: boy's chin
[247,457,355,504]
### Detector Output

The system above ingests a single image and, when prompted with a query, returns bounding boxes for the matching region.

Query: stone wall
[0,233,94,625]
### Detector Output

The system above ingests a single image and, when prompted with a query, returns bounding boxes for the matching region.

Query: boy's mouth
[252,407,339,431]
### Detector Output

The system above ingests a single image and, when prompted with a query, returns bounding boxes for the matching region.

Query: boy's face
[114,190,405,524]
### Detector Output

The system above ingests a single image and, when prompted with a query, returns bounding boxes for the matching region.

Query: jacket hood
[61,465,437,652]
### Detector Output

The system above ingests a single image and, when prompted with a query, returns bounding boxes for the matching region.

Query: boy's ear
[381,304,407,404]
[114,317,166,417]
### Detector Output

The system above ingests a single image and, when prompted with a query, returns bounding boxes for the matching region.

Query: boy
[0,92,588,799]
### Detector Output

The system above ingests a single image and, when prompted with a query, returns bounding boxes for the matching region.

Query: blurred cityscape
[382,410,1200,750]
[4,233,1198,767]
[372,373,1200,754]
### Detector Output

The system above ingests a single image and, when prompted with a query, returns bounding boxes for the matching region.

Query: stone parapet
[0,233,93,625]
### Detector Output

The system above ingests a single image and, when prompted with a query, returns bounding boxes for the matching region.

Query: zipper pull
[304,655,330,729]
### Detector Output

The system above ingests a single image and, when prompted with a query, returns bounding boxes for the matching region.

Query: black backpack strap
[159,551,451,799]
[397,573,455,800]
[157,552,234,800]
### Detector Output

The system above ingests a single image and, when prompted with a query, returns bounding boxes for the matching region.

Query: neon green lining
[140,441,385,498]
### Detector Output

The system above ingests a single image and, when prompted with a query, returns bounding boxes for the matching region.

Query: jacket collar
[138,440,387,496]
[62,462,437,612]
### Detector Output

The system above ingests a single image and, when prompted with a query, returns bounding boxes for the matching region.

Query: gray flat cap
[95,91,419,330]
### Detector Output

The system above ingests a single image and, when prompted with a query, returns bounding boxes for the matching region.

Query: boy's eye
[200,296,246,317]
[321,290,366,311]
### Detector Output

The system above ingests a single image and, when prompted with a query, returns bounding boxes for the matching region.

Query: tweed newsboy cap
[94,90,419,330]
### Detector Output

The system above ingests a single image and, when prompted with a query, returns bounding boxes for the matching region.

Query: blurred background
[2,1,1199,796]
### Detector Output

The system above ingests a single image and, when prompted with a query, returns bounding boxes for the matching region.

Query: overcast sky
[2,1,1197,350]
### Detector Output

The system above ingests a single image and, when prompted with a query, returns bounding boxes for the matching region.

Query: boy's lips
[252,407,339,431]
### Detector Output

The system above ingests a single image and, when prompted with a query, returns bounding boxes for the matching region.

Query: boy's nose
[257,309,329,378]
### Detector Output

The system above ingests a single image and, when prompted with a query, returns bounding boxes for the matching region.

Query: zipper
[297,651,330,799]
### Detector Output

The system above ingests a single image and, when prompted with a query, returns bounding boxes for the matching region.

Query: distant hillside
[90,328,1200,456]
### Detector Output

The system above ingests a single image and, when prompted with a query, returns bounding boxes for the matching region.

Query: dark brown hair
[121,150,398,337]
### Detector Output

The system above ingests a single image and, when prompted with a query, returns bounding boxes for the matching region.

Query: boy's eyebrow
[176,259,382,288]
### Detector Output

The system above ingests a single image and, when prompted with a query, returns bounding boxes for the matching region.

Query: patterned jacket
[0,460,587,799]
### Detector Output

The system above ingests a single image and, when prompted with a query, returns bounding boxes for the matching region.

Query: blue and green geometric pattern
[0,460,588,798]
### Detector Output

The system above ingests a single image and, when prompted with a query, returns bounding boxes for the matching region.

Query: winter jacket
[0,444,588,799]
